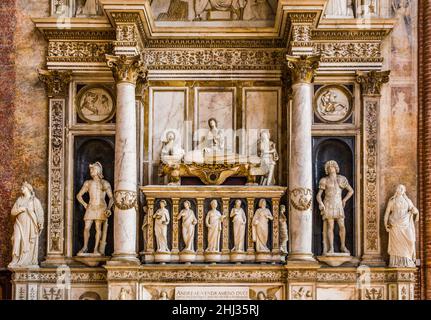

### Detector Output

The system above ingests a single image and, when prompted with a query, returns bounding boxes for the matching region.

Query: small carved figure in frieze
[230,199,247,252]
[205,200,225,252]
[252,199,273,252]
[178,200,197,252]
[384,184,418,268]
[9,182,44,268]
[258,130,279,186]
[161,130,185,164]
[76,162,113,256]
[316,160,354,255]
[153,200,171,253]
[279,204,288,254]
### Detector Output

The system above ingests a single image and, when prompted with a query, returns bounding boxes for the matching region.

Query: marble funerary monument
[3,0,421,300]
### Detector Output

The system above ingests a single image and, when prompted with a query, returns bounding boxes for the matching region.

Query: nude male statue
[76,162,113,255]
[316,160,354,255]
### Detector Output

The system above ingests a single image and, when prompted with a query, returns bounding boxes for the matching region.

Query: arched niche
[312,137,355,256]
[73,136,115,256]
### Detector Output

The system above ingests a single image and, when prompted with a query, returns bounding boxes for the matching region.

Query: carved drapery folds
[38,69,72,97]
[106,54,147,85]
[356,70,390,265]
[286,55,321,84]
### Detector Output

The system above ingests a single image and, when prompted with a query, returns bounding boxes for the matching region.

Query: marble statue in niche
[75,0,100,16]
[161,130,185,164]
[230,200,247,252]
[252,199,273,252]
[316,160,354,255]
[76,87,115,123]
[153,200,171,253]
[315,86,351,123]
[384,184,419,268]
[76,162,113,256]
[118,288,130,300]
[9,182,44,268]
[206,200,225,252]
[279,204,288,254]
[258,130,279,185]
[325,0,354,18]
[178,201,197,252]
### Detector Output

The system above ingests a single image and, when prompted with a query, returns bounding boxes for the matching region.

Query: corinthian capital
[38,69,72,97]
[356,70,390,96]
[106,54,147,85]
[286,55,320,84]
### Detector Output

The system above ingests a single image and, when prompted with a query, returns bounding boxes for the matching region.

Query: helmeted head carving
[89,162,104,179]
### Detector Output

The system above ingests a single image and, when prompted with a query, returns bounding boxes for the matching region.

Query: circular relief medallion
[76,86,115,123]
[314,85,353,123]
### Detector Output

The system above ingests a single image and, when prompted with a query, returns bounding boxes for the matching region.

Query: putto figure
[384,184,419,268]
[76,162,113,256]
[316,160,354,255]
[9,182,44,268]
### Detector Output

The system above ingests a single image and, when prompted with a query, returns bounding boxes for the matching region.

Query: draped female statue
[230,199,246,252]
[153,200,170,253]
[252,199,273,252]
[206,200,225,252]
[178,200,197,252]
[9,182,44,268]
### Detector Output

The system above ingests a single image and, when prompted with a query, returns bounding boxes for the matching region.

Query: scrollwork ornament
[106,54,147,84]
[38,69,72,97]
[290,188,313,211]
[356,70,390,96]
[114,190,137,210]
[286,55,320,84]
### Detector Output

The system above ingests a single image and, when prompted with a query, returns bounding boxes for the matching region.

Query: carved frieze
[47,41,113,63]
[314,43,382,62]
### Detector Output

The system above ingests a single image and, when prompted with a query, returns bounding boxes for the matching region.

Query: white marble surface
[289,83,314,260]
[152,90,186,161]
[197,90,234,131]
[316,286,356,300]
[245,90,278,155]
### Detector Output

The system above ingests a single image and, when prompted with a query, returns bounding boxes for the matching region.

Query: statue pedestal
[74,254,109,267]
[230,251,247,263]
[204,252,221,263]
[317,253,353,267]
[154,252,171,264]
[179,251,196,263]
[255,252,272,263]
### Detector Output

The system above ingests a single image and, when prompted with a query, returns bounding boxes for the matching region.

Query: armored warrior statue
[76,162,113,255]
[316,160,354,255]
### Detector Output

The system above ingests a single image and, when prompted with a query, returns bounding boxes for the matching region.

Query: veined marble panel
[151,89,187,162]
[244,88,279,156]
[316,285,357,300]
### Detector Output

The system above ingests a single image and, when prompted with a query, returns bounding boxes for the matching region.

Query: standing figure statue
[316,160,354,255]
[279,204,288,254]
[230,200,247,252]
[206,200,225,252]
[9,182,44,268]
[252,199,273,252]
[76,162,113,255]
[384,184,419,268]
[153,200,171,253]
[178,200,197,252]
[258,130,279,186]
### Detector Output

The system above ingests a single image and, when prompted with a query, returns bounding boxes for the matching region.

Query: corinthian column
[286,55,320,262]
[106,54,146,264]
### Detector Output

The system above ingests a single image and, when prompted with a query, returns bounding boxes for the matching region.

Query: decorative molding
[47,100,65,256]
[314,43,381,60]
[292,25,312,42]
[311,30,388,41]
[42,30,115,40]
[288,12,318,24]
[286,55,320,84]
[38,69,72,97]
[356,70,390,96]
[47,41,113,63]
[141,49,286,70]
[114,190,138,210]
[144,39,286,49]
[12,271,106,283]
[106,54,147,84]
[290,188,313,211]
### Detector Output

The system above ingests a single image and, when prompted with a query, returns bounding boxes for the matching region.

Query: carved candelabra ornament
[9,182,44,268]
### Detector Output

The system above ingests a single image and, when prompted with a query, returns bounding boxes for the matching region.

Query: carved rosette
[106,54,147,85]
[286,55,320,84]
[38,69,72,97]
[290,188,313,211]
[114,190,137,210]
[356,70,390,96]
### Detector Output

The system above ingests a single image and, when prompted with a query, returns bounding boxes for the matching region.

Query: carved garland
[290,188,313,211]
[114,190,138,210]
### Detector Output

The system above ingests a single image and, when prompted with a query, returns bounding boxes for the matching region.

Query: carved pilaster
[146,198,155,254]
[356,70,390,266]
[221,198,230,256]
[172,198,180,255]
[197,198,205,257]
[286,55,320,84]
[246,198,255,256]
[106,54,146,85]
[271,198,280,256]
[38,69,72,98]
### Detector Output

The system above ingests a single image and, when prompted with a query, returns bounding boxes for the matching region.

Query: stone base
[154,252,172,263]
[255,252,272,263]
[230,251,247,263]
[74,255,109,267]
[204,252,222,263]
[317,253,353,267]
[179,251,196,263]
